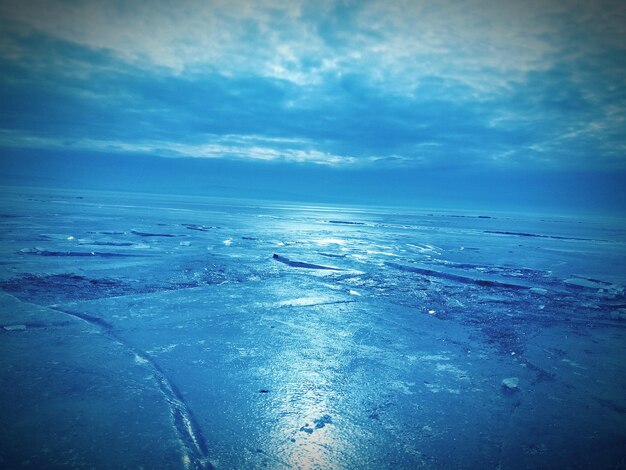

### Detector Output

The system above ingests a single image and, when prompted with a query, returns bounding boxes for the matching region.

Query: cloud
[3,0,621,87]
[0,0,625,171]
[0,129,360,165]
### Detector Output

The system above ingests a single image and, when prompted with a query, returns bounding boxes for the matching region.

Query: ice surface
[1,186,625,469]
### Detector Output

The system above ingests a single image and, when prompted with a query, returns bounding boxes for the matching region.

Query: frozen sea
[1,186,625,469]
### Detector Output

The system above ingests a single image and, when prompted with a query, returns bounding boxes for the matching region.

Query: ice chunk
[98,231,126,235]
[385,262,529,289]
[328,220,365,225]
[564,277,612,290]
[318,252,347,259]
[3,324,27,331]
[131,229,177,237]
[38,233,75,241]
[484,230,592,241]
[182,223,214,232]
[272,254,341,270]
[501,377,520,391]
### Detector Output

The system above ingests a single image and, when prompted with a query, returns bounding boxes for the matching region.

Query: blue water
[1,186,625,469]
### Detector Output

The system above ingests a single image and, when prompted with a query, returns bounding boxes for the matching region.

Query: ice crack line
[50,306,212,470]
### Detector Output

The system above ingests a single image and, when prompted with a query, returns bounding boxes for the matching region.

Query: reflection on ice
[261,302,355,469]
[314,238,347,246]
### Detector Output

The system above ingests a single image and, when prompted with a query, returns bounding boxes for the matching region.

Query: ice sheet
[1,186,625,469]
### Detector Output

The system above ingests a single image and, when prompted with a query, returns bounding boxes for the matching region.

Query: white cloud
[0,129,363,165]
[3,0,622,93]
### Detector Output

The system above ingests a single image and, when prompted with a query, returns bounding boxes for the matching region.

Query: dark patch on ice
[480,324,525,354]
[595,397,626,414]
[131,229,177,237]
[328,220,365,225]
[385,262,528,290]
[297,416,332,434]
[19,247,145,258]
[524,361,556,384]
[172,262,233,286]
[0,268,234,305]
[314,414,333,429]
[484,230,593,241]
[0,273,133,304]
[449,214,495,219]
[300,425,314,434]
[299,417,333,433]
[1,320,72,330]
[273,254,341,271]
[471,277,526,289]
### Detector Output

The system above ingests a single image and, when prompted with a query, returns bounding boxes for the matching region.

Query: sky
[0,0,625,213]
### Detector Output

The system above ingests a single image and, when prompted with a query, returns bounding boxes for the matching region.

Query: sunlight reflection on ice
[314,238,347,246]
[261,295,358,469]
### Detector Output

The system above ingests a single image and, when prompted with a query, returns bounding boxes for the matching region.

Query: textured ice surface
[1,186,626,469]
